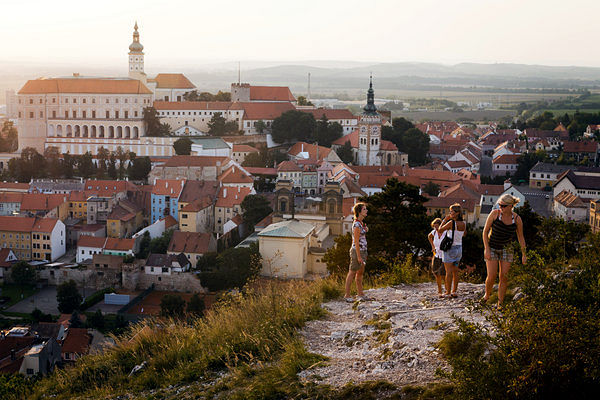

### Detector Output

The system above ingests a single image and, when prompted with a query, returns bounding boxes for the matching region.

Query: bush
[438,242,600,399]
[80,287,115,310]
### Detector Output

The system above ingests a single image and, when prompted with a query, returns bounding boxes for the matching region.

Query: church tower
[357,76,381,166]
[128,22,146,83]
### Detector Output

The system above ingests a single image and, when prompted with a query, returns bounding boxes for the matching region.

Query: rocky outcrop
[299,282,487,387]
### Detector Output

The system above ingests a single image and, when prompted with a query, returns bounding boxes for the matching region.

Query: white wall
[259,236,308,279]
[50,220,66,261]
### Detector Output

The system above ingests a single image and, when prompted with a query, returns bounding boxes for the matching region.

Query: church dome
[129,41,144,52]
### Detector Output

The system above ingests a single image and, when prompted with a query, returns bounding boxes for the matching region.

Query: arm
[516,215,527,264]
[482,210,496,260]
[353,225,363,264]
[439,219,453,233]
[428,232,435,252]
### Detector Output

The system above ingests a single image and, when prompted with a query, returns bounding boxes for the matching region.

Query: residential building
[167,231,217,268]
[144,253,190,276]
[219,165,254,190]
[563,141,598,164]
[106,199,143,238]
[553,190,587,222]
[528,162,572,189]
[147,73,196,102]
[231,144,259,164]
[215,186,253,234]
[31,218,66,262]
[19,193,69,221]
[189,137,233,157]
[0,249,18,282]
[77,235,106,263]
[554,169,600,200]
[492,154,520,177]
[177,180,218,234]
[590,200,600,233]
[103,238,135,258]
[230,83,296,104]
[150,179,186,224]
[0,192,23,216]
[29,179,85,194]
[61,328,92,363]
[287,141,342,165]
[277,161,303,189]
[258,219,327,279]
[148,155,232,181]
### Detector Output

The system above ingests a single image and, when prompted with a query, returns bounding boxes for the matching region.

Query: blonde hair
[431,218,442,228]
[449,203,463,221]
[498,194,520,206]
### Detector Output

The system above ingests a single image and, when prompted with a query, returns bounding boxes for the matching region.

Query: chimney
[232,166,235,173]
[223,188,227,198]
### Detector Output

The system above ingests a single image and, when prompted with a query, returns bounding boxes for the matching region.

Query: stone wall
[122,269,206,293]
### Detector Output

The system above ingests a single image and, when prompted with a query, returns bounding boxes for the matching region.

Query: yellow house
[68,191,88,220]
[179,197,214,233]
[0,216,33,260]
[106,199,143,238]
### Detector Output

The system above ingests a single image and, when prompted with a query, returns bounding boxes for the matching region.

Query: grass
[30,278,343,399]
[0,284,39,308]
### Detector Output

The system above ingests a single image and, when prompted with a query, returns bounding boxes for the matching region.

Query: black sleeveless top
[489,211,517,250]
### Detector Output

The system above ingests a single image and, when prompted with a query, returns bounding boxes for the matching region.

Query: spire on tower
[363,74,378,115]
[129,21,143,53]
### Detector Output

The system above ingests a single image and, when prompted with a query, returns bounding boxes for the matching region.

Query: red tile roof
[244,167,277,176]
[0,192,23,203]
[84,180,137,197]
[160,215,178,229]
[249,86,296,102]
[0,216,36,232]
[68,191,87,202]
[168,231,214,254]
[20,193,68,212]
[255,213,273,229]
[493,154,520,164]
[232,144,259,153]
[61,328,92,354]
[0,182,29,192]
[287,141,332,161]
[149,73,196,89]
[219,166,253,184]
[332,130,359,147]
[277,160,302,172]
[216,186,252,208]
[554,189,586,208]
[0,248,16,268]
[19,78,152,94]
[180,196,213,212]
[240,102,296,120]
[380,140,398,151]
[563,141,598,153]
[32,218,59,233]
[104,238,135,251]
[152,179,186,196]
[77,235,106,248]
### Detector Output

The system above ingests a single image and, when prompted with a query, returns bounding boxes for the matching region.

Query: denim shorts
[442,245,462,266]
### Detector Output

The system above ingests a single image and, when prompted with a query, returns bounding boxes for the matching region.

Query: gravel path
[298,282,488,387]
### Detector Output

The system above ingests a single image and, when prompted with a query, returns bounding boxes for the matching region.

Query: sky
[2,0,600,69]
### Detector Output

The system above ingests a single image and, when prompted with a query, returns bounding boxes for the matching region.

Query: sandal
[343,297,354,303]
[357,295,373,301]
[450,293,458,298]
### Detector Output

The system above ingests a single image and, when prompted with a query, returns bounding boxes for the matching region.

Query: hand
[522,253,527,265]
[484,248,490,260]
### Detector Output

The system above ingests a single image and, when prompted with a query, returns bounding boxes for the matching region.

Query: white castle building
[14,23,194,157]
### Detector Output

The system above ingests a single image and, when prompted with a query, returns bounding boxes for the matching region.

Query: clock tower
[128,22,147,83]
[357,76,382,166]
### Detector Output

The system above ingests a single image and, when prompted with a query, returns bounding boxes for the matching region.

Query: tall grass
[32,278,341,399]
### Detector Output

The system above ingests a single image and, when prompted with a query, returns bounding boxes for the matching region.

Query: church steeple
[363,75,378,115]
[128,22,146,82]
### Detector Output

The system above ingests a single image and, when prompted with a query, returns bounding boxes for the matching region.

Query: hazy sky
[2,0,600,69]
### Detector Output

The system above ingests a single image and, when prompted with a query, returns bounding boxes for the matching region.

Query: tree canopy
[57,280,82,314]
[271,110,316,143]
[10,261,36,286]
[383,118,429,166]
[208,112,239,136]
[241,195,273,230]
[173,137,193,155]
[336,141,354,164]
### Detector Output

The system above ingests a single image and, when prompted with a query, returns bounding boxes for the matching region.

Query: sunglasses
[499,204,509,208]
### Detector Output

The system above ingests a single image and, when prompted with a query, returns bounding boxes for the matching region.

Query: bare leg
[345,270,356,298]
[452,266,459,293]
[498,260,511,304]
[435,275,443,294]
[444,263,453,294]
[484,259,499,300]
[355,266,365,296]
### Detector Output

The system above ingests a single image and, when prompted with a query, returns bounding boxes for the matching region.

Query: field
[391,109,516,122]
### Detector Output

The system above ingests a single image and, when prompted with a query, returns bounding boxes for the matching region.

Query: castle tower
[357,76,381,166]
[128,22,146,83]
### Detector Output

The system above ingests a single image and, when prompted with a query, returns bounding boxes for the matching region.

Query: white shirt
[431,229,444,258]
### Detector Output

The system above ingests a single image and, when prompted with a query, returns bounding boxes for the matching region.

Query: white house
[553,190,587,222]
[76,236,106,263]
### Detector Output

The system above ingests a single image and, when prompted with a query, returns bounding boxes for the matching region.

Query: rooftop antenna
[307,72,311,102]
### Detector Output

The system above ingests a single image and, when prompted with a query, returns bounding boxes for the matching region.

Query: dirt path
[299,282,487,387]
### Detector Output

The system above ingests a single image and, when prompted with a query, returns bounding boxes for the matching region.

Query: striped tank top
[489,211,517,250]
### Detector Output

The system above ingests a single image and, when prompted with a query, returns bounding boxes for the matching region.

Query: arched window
[133,126,139,138]
[108,126,115,138]
[328,199,336,214]
[117,126,123,138]
[82,126,88,137]
[66,125,72,137]
[91,125,97,138]
[280,199,287,213]
[99,126,105,138]
[125,126,131,138]
[56,125,63,137]
[74,125,81,137]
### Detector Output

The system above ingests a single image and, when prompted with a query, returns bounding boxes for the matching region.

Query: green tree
[160,294,186,318]
[422,181,440,196]
[31,308,53,323]
[96,147,110,177]
[136,231,151,259]
[297,96,313,106]
[207,112,228,136]
[173,137,193,155]
[144,107,167,137]
[313,115,343,146]
[88,309,105,330]
[77,152,95,179]
[107,153,117,179]
[336,141,354,164]
[57,280,82,314]
[0,120,18,152]
[322,233,352,275]
[149,230,174,254]
[115,147,129,179]
[186,293,205,316]
[44,146,63,178]
[271,110,316,143]
[10,261,36,286]
[128,156,152,181]
[401,128,430,166]
[241,194,273,230]
[8,147,46,182]
[255,120,267,133]
[362,178,430,263]
[198,244,261,291]
[62,152,75,179]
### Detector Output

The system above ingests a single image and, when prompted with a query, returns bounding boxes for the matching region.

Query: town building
[554,169,600,200]
[528,162,572,189]
[215,186,253,234]
[150,179,186,224]
[590,200,600,233]
[167,231,217,268]
[553,190,587,222]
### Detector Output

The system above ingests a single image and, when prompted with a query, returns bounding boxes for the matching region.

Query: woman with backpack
[438,203,467,298]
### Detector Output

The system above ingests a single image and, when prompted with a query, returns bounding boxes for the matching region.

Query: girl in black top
[482,194,527,306]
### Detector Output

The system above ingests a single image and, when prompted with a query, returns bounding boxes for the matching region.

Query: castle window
[83,99,86,104]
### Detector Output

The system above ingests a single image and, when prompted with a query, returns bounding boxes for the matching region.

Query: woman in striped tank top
[482,194,527,306]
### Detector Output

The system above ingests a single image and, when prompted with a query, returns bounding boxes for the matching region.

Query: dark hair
[352,202,367,219]
[450,203,463,221]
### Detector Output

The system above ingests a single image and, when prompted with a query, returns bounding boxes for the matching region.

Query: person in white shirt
[438,203,466,298]
[427,218,445,297]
